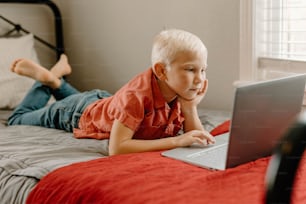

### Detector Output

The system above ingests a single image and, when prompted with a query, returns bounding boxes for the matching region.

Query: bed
[2,109,306,204]
[1,1,306,204]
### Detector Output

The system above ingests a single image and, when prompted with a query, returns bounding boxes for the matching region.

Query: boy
[8,29,215,155]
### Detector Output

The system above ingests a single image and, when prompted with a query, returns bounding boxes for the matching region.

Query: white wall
[1,0,240,111]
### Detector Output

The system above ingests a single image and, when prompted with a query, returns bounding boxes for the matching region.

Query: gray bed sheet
[0,109,230,204]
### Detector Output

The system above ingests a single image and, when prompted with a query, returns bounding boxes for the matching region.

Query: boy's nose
[195,72,205,84]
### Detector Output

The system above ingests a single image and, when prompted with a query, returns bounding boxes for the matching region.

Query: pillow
[210,120,230,136]
[0,34,39,109]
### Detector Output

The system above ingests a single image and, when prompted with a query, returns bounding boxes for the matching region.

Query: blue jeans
[8,80,111,132]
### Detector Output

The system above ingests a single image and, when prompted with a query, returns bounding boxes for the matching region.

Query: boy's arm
[108,119,214,156]
[181,106,205,132]
[108,80,214,156]
[179,79,208,132]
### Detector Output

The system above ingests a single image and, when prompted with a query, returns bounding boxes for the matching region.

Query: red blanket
[26,150,306,204]
[26,121,306,203]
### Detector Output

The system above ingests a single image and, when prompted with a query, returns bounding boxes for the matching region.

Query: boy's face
[164,51,207,101]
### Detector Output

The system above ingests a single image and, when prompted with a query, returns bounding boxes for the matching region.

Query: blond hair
[151,29,208,68]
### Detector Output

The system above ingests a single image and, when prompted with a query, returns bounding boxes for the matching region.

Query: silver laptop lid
[226,74,306,168]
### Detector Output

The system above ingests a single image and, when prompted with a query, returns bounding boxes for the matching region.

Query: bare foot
[10,59,23,72]
[50,54,72,78]
[11,59,61,89]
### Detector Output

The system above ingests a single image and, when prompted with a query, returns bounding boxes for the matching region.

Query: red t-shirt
[73,68,184,140]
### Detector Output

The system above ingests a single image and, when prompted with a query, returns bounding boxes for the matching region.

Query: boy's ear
[153,63,167,80]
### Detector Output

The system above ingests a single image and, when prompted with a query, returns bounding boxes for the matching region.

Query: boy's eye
[185,67,195,72]
[184,66,206,73]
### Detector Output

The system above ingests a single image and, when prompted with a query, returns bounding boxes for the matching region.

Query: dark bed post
[265,112,306,204]
[0,0,65,59]
[43,0,64,59]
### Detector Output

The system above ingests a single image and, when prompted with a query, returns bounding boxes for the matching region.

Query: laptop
[162,74,306,170]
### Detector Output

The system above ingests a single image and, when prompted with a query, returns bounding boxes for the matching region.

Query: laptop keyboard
[186,144,228,162]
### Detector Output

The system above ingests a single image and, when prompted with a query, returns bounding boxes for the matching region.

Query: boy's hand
[176,129,215,147]
[178,79,208,109]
